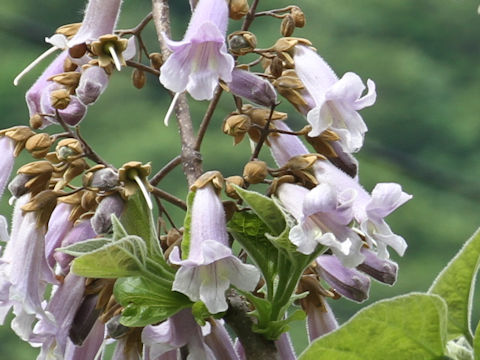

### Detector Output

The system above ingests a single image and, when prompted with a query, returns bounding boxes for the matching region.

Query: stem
[152,0,202,187]
[194,86,223,151]
[126,60,160,76]
[241,0,261,31]
[151,187,187,211]
[150,155,182,186]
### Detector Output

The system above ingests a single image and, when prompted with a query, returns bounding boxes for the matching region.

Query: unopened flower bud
[50,88,71,110]
[225,176,244,199]
[63,57,78,72]
[132,69,146,89]
[315,255,371,303]
[229,0,249,20]
[8,174,31,198]
[281,14,296,37]
[91,194,125,235]
[243,160,268,184]
[227,69,277,108]
[29,114,44,130]
[76,65,109,105]
[22,190,60,227]
[25,133,53,159]
[84,166,119,191]
[228,31,257,56]
[55,23,82,38]
[291,6,306,28]
[56,139,83,161]
[17,160,54,196]
[270,57,284,78]
[357,248,398,285]
[106,314,130,339]
[149,52,163,70]
[49,72,81,93]
[223,114,251,145]
[272,37,311,53]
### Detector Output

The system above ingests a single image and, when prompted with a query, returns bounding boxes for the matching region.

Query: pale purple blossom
[275,332,297,360]
[45,203,74,270]
[142,309,215,359]
[160,0,234,100]
[64,319,105,360]
[277,182,365,267]
[204,319,240,360]
[294,45,376,153]
[0,136,15,202]
[30,273,86,359]
[305,298,338,341]
[169,184,260,314]
[227,69,277,108]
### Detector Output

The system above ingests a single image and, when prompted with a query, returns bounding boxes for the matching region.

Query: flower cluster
[0,0,411,359]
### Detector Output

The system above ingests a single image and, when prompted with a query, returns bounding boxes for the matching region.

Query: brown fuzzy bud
[22,190,60,227]
[50,89,71,110]
[56,139,83,161]
[225,176,244,199]
[55,23,82,38]
[271,37,311,53]
[29,114,44,130]
[63,57,78,72]
[243,160,268,184]
[132,69,146,89]
[270,57,284,78]
[25,133,53,159]
[55,158,88,191]
[1,126,35,142]
[229,0,249,20]
[223,114,251,145]
[291,6,306,28]
[49,72,81,94]
[166,228,183,247]
[17,161,54,196]
[228,31,257,56]
[149,53,163,70]
[281,14,296,37]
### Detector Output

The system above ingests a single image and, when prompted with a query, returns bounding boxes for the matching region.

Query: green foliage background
[0,0,479,357]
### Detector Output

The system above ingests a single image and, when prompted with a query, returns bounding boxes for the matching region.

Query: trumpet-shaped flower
[294,45,376,153]
[277,182,364,267]
[160,0,234,100]
[169,183,260,314]
[0,136,15,202]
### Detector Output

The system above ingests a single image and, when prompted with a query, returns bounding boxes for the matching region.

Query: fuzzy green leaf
[300,293,448,360]
[181,191,196,259]
[233,185,285,236]
[121,191,161,257]
[429,228,480,342]
[71,235,147,278]
[58,238,111,256]
[114,277,192,327]
[474,321,480,360]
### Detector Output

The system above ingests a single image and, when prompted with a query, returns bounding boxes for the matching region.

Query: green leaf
[300,293,448,360]
[71,235,147,278]
[111,214,128,240]
[58,238,111,256]
[121,191,161,257]
[429,227,480,343]
[228,210,278,283]
[114,277,192,327]
[233,185,285,236]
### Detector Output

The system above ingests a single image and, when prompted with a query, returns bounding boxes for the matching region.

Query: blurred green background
[1,0,479,358]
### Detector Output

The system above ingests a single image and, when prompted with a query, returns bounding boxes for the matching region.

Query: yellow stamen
[14,46,59,86]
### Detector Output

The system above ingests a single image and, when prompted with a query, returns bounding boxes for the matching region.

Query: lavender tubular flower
[170,183,259,314]
[204,320,240,360]
[64,319,105,360]
[316,255,371,302]
[91,194,125,235]
[31,273,86,359]
[277,182,364,267]
[142,309,215,359]
[160,0,234,100]
[75,65,110,106]
[0,136,15,202]
[294,45,376,153]
[45,203,74,270]
[305,298,338,341]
